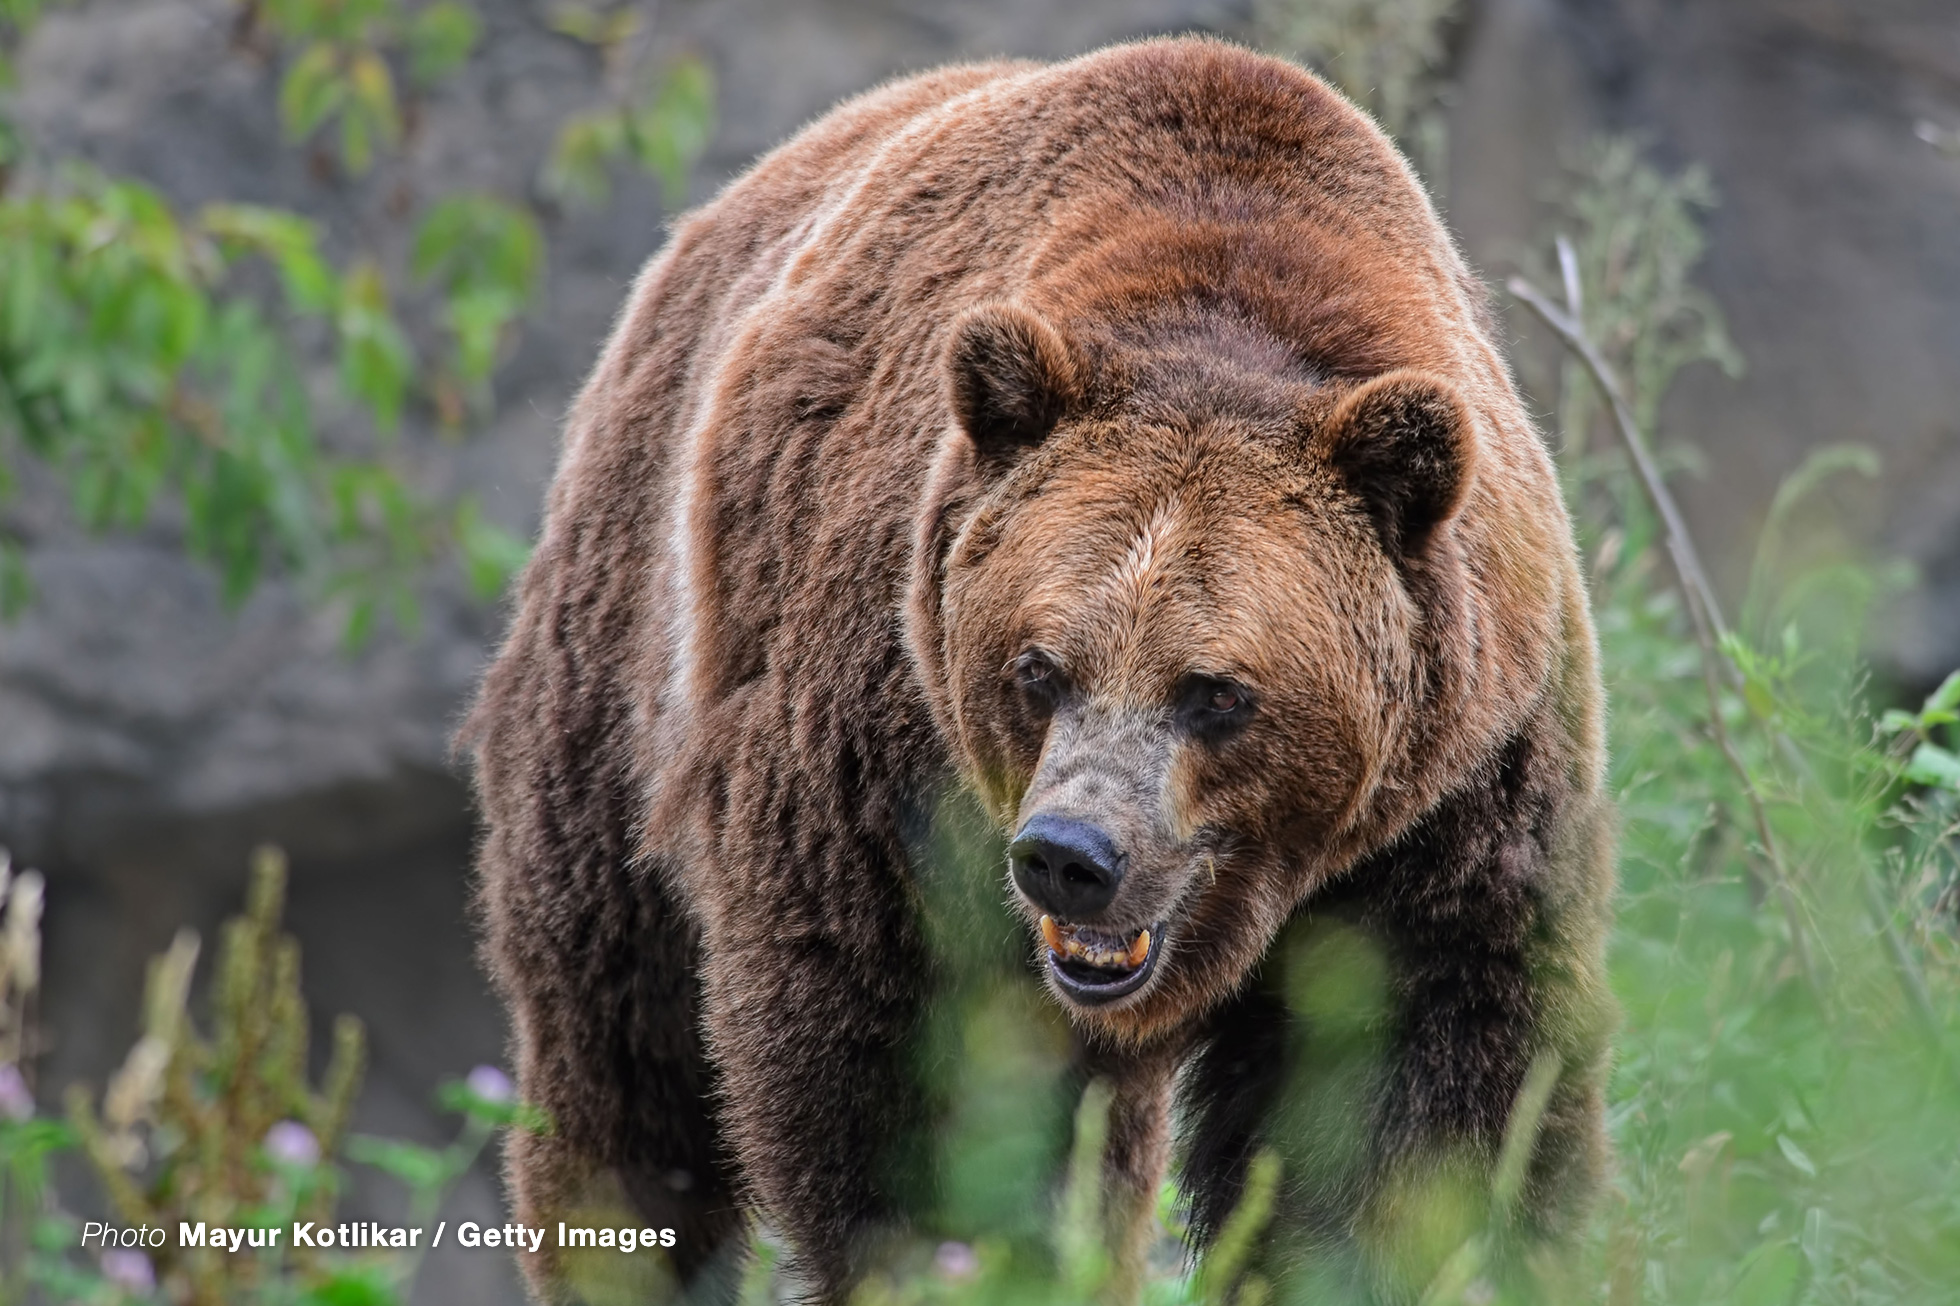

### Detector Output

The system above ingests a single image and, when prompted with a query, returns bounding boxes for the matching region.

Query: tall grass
[1536,140,1958,1306]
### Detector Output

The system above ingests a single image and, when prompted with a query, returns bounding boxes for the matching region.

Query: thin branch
[1507,260,1727,648]
[1508,258,1820,996]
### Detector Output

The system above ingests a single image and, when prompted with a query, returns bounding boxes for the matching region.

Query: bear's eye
[1177,674,1255,742]
[1013,649,1067,712]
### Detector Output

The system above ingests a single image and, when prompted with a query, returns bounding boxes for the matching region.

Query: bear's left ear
[1315,369,1477,558]
[946,303,1084,469]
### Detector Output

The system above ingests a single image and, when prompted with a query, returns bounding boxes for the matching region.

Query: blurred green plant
[0,171,531,635]
[1535,136,1744,480]
[0,0,704,636]
[255,0,480,175]
[1512,139,1960,1306]
[0,845,537,1306]
[540,3,715,209]
[65,846,368,1305]
[411,192,544,420]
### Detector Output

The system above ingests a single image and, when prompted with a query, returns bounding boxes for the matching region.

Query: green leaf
[452,496,531,598]
[1731,1239,1804,1306]
[412,195,541,382]
[201,204,337,314]
[545,1,604,43]
[0,537,31,619]
[31,1211,82,1252]
[334,260,412,430]
[340,50,401,174]
[410,193,542,298]
[1903,742,1960,791]
[628,54,716,207]
[345,1134,452,1190]
[546,1,636,48]
[1927,667,1960,715]
[1877,708,1919,736]
[1775,1133,1817,1178]
[341,592,378,650]
[1742,676,1777,722]
[301,1266,399,1306]
[279,43,348,141]
[407,0,479,85]
[540,110,627,206]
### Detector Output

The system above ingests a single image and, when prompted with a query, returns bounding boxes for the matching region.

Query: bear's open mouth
[1038,915,1164,1005]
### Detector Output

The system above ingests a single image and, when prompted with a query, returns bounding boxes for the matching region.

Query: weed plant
[0,848,523,1305]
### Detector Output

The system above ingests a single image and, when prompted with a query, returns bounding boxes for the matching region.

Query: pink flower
[264,1120,321,1167]
[100,1248,155,1293]
[934,1240,979,1280]
[467,1064,516,1104]
[0,1064,32,1122]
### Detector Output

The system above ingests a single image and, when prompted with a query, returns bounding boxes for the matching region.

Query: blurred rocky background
[2,0,1954,1300]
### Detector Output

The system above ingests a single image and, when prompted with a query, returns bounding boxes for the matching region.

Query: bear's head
[909,302,1481,1041]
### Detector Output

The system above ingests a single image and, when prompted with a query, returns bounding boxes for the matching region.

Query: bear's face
[930,305,1476,1037]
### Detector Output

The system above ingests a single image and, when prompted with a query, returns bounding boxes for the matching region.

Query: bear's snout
[1008,813,1126,920]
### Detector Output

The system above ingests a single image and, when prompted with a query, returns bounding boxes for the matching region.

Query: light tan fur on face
[944,414,1426,1038]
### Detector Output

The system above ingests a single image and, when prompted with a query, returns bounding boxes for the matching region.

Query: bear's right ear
[946,304,1083,469]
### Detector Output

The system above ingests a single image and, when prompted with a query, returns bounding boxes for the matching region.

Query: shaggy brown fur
[466,36,1614,1305]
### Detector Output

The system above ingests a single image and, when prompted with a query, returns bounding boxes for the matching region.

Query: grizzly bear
[466,35,1615,1306]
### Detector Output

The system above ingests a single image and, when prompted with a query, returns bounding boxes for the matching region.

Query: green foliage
[537,6,717,211]
[261,0,478,174]
[65,846,369,1303]
[0,0,587,635]
[405,1,479,86]
[544,0,638,51]
[1541,136,1744,462]
[1882,671,1960,791]
[1539,139,1960,1306]
[0,170,532,630]
[542,54,717,209]
[411,193,544,411]
[453,494,536,601]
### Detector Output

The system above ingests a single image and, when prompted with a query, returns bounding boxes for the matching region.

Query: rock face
[1451,0,1960,689]
[6,1,1956,1302]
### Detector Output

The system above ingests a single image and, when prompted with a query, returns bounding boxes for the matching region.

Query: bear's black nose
[1009,815,1126,920]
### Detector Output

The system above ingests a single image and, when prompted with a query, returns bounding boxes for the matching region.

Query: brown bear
[465,35,1615,1305]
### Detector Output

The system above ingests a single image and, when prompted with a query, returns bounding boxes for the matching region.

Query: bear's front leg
[694,826,932,1300]
[1081,1043,1178,1306]
[1349,731,1613,1298]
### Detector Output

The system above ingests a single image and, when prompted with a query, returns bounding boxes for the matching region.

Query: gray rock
[1452,0,1960,689]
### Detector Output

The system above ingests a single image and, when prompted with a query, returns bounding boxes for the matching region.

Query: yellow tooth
[1040,916,1065,954]
[1127,929,1151,969]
